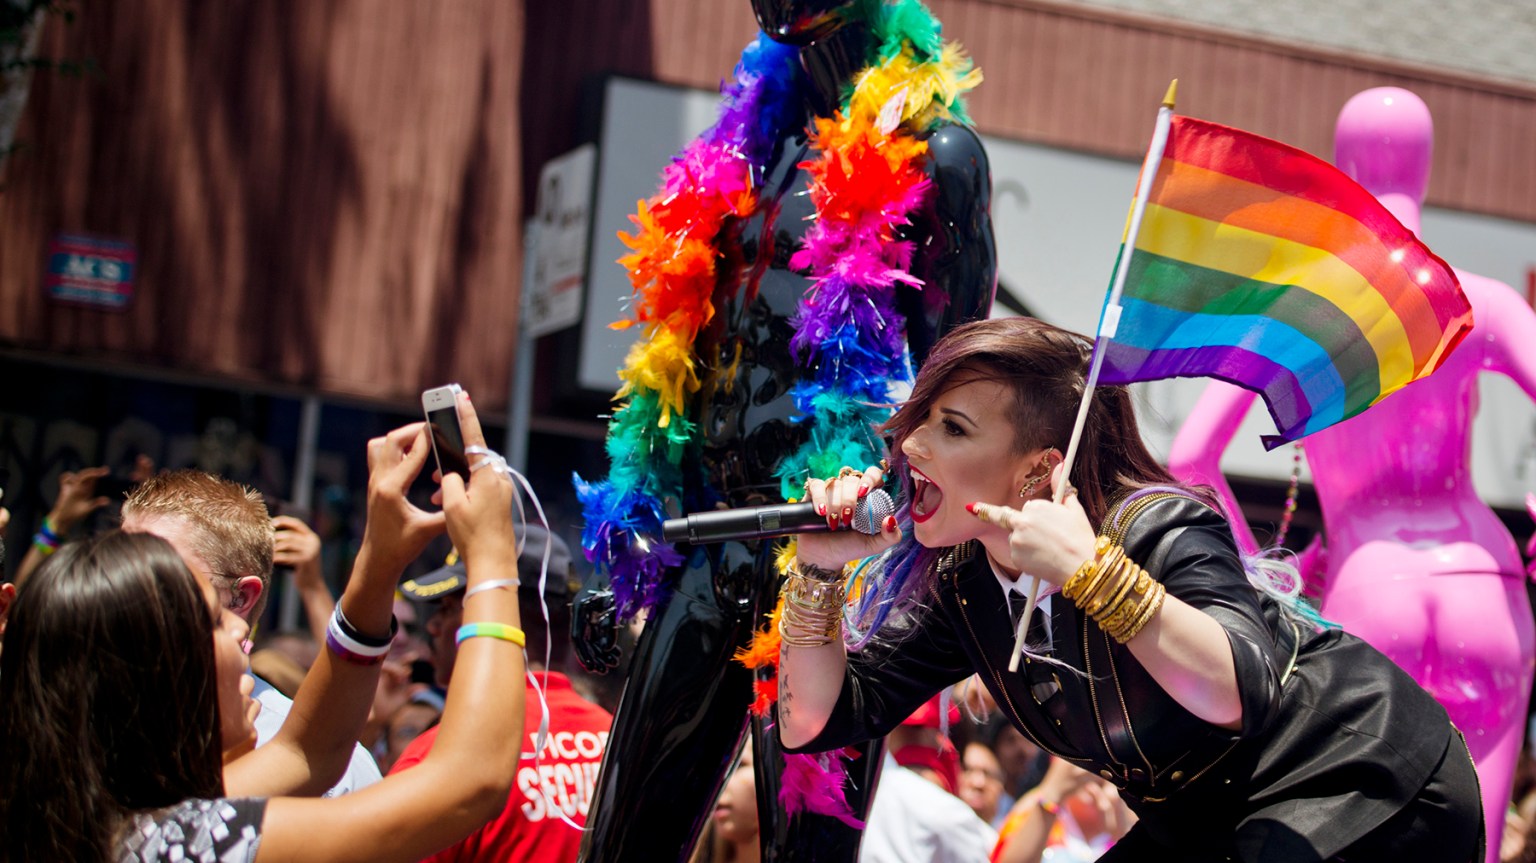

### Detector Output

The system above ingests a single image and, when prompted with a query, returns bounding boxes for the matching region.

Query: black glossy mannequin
[574,3,995,860]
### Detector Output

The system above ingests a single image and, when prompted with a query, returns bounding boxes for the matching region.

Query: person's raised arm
[14,466,110,586]
[777,465,901,750]
[992,758,1094,863]
[272,515,334,648]
[226,423,445,797]
[253,389,526,863]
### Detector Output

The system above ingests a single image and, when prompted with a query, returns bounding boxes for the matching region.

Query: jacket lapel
[948,551,1088,759]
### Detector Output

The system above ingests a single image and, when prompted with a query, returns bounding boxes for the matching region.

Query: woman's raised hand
[361,424,447,573]
[967,461,1096,585]
[795,464,901,570]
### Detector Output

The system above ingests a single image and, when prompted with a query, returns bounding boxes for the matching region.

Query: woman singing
[777,317,1482,862]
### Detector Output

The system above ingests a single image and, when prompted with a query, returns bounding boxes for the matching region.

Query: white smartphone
[422,384,470,481]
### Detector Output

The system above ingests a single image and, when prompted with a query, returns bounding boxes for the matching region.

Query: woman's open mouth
[911,469,943,523]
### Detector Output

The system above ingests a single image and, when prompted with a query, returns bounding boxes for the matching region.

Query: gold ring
[838,466,859,479]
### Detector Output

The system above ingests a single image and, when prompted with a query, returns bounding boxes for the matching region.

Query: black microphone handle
[662,489,894,545]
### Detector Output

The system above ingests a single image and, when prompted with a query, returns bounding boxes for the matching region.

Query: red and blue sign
[45,234,137,309]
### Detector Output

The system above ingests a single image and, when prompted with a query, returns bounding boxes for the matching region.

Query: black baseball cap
[399,523,576,601]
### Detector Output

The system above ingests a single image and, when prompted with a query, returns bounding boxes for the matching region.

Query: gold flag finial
[1162,79,1179,110]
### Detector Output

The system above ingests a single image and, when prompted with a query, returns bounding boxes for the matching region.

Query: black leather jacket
[786,495,1454,859]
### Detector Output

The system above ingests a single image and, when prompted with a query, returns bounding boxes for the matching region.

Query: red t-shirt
[390,672,613,863]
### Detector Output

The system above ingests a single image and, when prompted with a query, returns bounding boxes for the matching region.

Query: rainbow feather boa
[576,0,980,823]
[573,33,805,618]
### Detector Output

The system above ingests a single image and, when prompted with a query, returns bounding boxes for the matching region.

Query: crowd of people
[0,391,610,862]
[0,321,1527,862]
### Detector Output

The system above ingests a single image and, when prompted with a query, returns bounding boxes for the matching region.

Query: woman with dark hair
[778,316,1483,862]
[0,394,529,863]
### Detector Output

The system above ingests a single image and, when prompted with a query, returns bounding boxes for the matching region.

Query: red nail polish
[858,484,869,498]
[965,502,977,514]
[883,515,897,532]
[828,516,838,530]
[817,504,826,516]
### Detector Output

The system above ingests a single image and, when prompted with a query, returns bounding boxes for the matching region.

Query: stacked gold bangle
[778,561,848,648]
[1062,536,1166,644]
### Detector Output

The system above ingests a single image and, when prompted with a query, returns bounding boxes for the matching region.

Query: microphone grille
[852,488,896,535]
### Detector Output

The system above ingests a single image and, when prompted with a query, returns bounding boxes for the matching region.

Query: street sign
[45,234,137,309]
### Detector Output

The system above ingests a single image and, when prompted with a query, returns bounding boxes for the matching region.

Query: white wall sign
[526,144,596,338]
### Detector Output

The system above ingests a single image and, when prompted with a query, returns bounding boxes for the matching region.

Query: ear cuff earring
[1018,471,1049,498]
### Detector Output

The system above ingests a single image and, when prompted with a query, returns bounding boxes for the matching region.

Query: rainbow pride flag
[1097,115,1473,449]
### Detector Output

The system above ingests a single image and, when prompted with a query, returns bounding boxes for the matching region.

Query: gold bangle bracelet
[778,562,848,648]
[1105,571,1158,642]
[1063,556,1098,601]
[1085,546,1128,612]
[1066,537,1115,603]
[1091,557,1138,622]
[1078,548,1123,615]
[1100,564,1148,633]
[1121,581,1166,643]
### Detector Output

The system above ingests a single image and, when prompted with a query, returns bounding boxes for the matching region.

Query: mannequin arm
[1166,381,1261,555]
[1474,272,1536,402]
[899,122,996,369]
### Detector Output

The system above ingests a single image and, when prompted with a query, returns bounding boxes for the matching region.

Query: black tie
[1008,591,1060,703]
[1007,591,1051,653]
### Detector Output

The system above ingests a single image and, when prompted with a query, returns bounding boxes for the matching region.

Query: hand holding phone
[422,384,471,482]
[94,475,139,499]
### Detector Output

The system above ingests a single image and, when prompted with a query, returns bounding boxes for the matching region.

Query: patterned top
[119,798,266,863]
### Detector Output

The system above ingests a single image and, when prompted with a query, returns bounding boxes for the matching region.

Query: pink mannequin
[1167,87,1536,863]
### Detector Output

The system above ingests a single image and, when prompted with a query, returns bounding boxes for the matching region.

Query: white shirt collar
[985,555,1055,641]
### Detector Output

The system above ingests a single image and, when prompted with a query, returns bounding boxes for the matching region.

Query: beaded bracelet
[456,622,526,647]
[32,516,62,556]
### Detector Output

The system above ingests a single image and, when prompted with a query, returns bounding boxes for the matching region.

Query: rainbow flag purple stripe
[1097,115,1473,448]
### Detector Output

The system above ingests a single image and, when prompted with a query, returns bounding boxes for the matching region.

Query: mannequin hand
[572,584,620,673]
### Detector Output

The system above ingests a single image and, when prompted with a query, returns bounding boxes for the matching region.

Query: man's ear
[229,575,263,619]
[0,581,16,638]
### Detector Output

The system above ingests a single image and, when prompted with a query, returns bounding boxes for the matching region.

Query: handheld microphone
[662,489,896,545]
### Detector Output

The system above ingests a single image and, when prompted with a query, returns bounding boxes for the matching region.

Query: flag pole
[1008,80,1179,672]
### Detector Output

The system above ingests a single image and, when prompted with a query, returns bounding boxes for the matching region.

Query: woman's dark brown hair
[884,316,1179,526]
[0,531,225,862]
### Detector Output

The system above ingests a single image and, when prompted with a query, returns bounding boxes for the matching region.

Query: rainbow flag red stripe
[1098,115,1473,448]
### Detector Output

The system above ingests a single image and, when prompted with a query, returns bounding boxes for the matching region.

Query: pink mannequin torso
[1167,87,1536,863]
[1306,268,1529,578]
